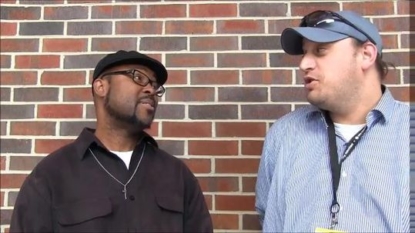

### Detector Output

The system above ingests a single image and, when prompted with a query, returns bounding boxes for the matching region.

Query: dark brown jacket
[10,128,213,233]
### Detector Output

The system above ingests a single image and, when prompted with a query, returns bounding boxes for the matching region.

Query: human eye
[133,72,147,85]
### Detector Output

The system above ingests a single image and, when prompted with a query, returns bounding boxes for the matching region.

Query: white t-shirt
[333,122,366,141]
[110,150,133,169]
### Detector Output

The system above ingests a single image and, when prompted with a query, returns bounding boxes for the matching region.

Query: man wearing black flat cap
[256,10,409,232]
[10,50,213,233]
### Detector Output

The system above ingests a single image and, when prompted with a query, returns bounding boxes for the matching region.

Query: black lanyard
[324,112,367,229]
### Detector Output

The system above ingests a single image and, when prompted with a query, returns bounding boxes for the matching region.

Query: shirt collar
[305,85,396,125]
[74,127,159,160]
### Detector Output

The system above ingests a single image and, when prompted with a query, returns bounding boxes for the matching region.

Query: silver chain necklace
[88,143,146,200]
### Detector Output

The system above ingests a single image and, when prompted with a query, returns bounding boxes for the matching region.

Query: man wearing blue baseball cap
[10,50,213,232]
[256,10,409,232]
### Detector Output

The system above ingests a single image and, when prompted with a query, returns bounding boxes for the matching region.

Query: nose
[299,53,316,73]
[142,81,156,95]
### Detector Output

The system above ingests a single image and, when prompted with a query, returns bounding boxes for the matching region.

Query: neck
[95,122,143,152]
[329,84,383,124]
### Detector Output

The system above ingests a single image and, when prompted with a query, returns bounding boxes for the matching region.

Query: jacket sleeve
[182,167,213,233]
[10,172,53,233]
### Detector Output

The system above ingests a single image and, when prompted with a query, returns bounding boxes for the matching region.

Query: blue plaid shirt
[256,87,409,232]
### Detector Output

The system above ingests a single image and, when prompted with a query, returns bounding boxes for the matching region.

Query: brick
[8,191,18,207]
[242,69,292,85]
[14,87,59,102]
[242,177,257,192]
[242,36,280,50]
[216,122,266,137]
[67,22,112,35]
[291,3,339,16]
[216,158,260,174]
[154,104,185,119]
[204,194,212,210]
[91,5,136,19]
[198,177,239,192]
[64,54,103,69]
[241,104,291,120]
[243,214,261,230]
[60,121,95,136]
[380,34,398,50]
[10,156,44,171]
[1,71,37,85]
[116,21,162,35]
[0,156,5,170]
[1,39,38,52]
[140,37,187,51]
[1,139,31,153]
[240,3,287,17]
[141,4,186,18]
[144,122,158,137]
[165,87,214,102]
[218,53,266,67]
[389,86,409,102]
[162,122,211,137]
[211,214,239,230]
[401,33,413,49]
[397,1,410,14]
[383,52,411,67]
[1,174,27,189]
[157,140,184,156]
[0,0,15,3]
[1,122,7,136]
[41,71,86,85]
[86,104,96,119]
[188,140,238,155]
[181,158,210,173]
[0,6,41,20]
[35,139,74,154]
[37,104,83,118]
[43,38,87,52]
[215,195,255,211]
[373,17,411,32]
[218,87,267,102]
[19,22,63,35]
[189,4,237,17]
[20,0,63,3]
[190,36,238,51]
[63,87,92,102]
[44,6,88,20]
[67,0,110,3]
[402,69,410,84]
[191,70,239,85]
[92,38,137,52]
[189,105,238,119]
[1,105,34,119]
[343,2,394,15]
[1,55,11,68]
[165,70,187,85]
[165,20,213,34]
[0,22,17,35]
[0,209,12,225]
[166,53,214,67]
[271,87,307,102]
[10,121,55,136]
[241,140,264,156]
[382,69,400,85]
[0,191,3,206]
[270,53,301,67]
[217,20,264,34]
[269,19,302,34]
[1,88,10,101]
[15,55,60,69]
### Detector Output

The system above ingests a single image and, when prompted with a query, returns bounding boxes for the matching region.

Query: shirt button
[129,195,135,201]
[341,171,347,177]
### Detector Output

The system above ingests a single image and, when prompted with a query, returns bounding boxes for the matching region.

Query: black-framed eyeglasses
[100,69,165,97]
[300,10,377,46]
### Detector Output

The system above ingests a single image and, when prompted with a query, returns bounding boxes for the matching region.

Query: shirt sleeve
[255,124,280,226]
[182,167,213,233]
[10,172,53,233]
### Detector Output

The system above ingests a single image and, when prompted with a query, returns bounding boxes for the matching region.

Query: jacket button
[129,195,135,201]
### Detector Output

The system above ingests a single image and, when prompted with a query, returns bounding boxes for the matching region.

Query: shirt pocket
[155,194,183,231]
[55,197,112,232]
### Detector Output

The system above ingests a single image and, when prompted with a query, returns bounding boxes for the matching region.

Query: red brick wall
[0,0,411,232]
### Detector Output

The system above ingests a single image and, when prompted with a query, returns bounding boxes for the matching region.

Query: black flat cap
[92,50,168,85]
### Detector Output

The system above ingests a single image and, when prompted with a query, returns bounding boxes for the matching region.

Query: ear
[360,42,377,71]
[92,78,109,97]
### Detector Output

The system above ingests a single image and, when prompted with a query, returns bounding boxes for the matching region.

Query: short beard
[104,89,153,133]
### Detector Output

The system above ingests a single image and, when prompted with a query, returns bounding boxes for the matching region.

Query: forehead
[106,64,156,77]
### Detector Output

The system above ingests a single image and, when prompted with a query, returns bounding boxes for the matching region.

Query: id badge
[315,227,346,233]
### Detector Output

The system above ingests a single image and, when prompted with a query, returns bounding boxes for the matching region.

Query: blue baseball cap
[281,10,383,56]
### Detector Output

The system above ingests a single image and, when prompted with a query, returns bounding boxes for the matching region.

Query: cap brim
[281,27,349,55]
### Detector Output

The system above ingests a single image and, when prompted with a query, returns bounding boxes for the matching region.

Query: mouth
[304,77,318,89]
